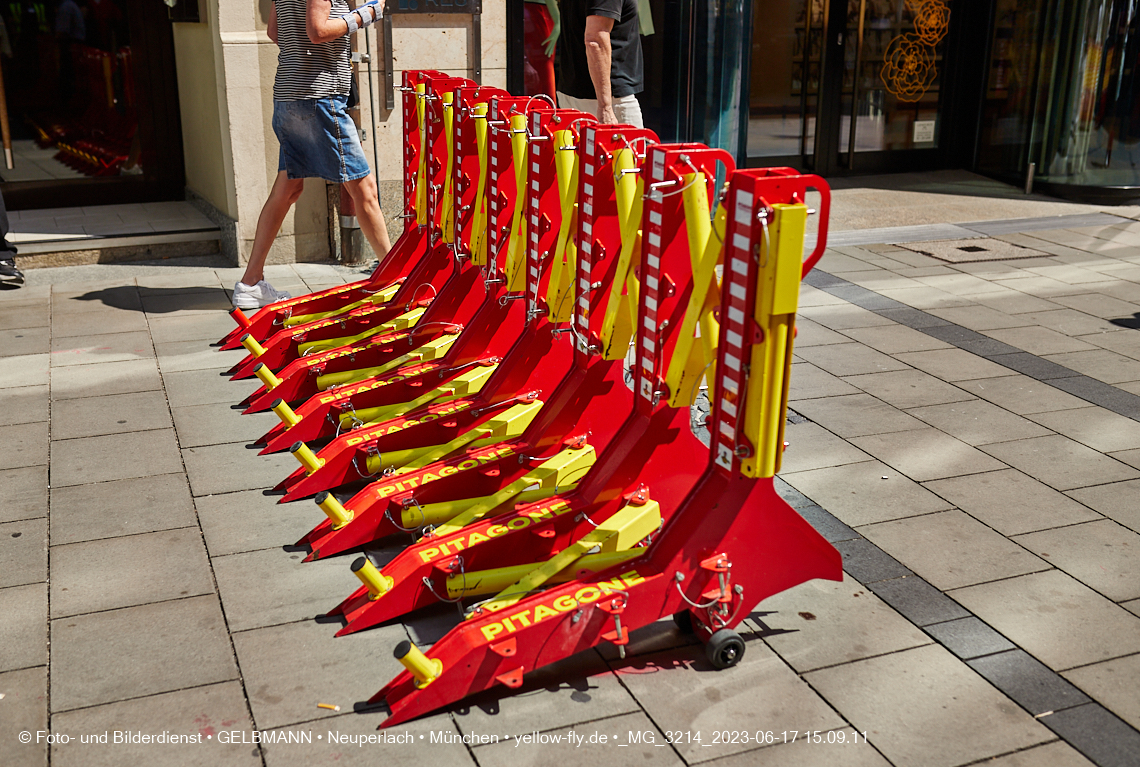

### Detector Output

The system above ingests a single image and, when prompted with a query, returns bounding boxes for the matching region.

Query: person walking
[556,0,644,127]
[233,0,392,310]
[0,188,24,288]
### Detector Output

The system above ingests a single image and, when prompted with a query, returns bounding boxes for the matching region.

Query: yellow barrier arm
[282,283,402,327]
[295,308,426,356]
[599,146,644,360]
[314,334,460,390]
[470,102,490,266]
[440,92,456,244]
[415,83,428,227]
[340,364,496,429]
[545,128,580,323]
[503,112,530,292]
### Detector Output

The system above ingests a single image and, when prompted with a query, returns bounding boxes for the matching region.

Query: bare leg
[342,173,392,259]
[241,171,305,285]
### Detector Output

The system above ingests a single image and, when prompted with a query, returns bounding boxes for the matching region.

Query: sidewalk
[1,174,1138,767]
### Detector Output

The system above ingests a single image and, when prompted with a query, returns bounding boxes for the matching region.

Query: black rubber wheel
[705,628,746,669]
[672,610,695,634]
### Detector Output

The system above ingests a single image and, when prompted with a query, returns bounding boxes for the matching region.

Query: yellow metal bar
[296,308,425,357]
[339,364,495,429]
[352,555,393,599]
[474,499,661,614]
[291,441,324,474]
[545,127,580,322]
[415,83,428,227]
[742,202,808,478]
[441,91,456,243]
[253,363,282,391]
[665,176,727,408]
[314,334,459,390]
[402,483,576,529]
[282,284,401,327]
[446,549,642,598]
[598,146,645,360]
[503,112,530,292]
[470,102,490,266]
[271,398,301,427]
[430,442,596,537]
[394,640,442,688]
[240,333,267,358]
[315,490,353,529]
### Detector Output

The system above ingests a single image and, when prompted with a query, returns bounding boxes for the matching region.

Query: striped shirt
[273,0,352,102]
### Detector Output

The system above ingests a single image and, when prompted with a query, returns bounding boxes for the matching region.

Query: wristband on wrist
[341,0,382,35]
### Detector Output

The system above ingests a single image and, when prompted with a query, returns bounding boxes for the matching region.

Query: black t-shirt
[557,0,644,99]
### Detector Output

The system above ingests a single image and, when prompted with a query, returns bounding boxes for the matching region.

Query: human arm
[306,0,384,45]
[584,14,616,124]
[268,2,278,45]
[542,0,560,58]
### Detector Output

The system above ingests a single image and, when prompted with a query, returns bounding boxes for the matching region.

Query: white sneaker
[233,280,292,309]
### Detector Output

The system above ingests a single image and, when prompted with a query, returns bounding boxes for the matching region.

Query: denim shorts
[273,95,372,183]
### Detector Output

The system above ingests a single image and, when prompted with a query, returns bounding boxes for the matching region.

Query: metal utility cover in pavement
[898,238,1047,263]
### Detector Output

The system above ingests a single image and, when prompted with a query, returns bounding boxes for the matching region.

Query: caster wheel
[672,610,695,634]
[705,628,745,669]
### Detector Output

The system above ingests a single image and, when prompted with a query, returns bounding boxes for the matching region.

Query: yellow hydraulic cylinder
[401,483,577,529]
[271,398,301,427]
[352,555,393,600]
[338,364,495,429]
[253,363,282,391]
[394,639,442,688]
[290,441,324,474]
[315,490,353,529]
[415,83,428,227]
[441,92,456,243]
[364,443,448,476]
[296,308,424,357]
[447,549,642,599]
[314,334,459,391]
[283,283,401,327]
[240,333,267,357]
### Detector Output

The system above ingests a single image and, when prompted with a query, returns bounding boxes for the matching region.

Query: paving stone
[0,583,47,672]
[1052,291,1140,319]
[0,299,50,330]
[1013,520,1140,602]
[453,650,639,739]
[0,465,47,523]
[1062,653,1140,731]
[182,442,296,496]
[50,681,259,767]
[195,488,320,557]
[212,547,351,632]
[851,427,1005,482]
[171,402,277,449]
[988,352,1085,381]
[50,331,154,367]
[982,326,1100,356]
[50,390,173,440]
[927,305,1034,330]
[0,667,48,767]
[981,434,1140,491]
[826,283,909,311]
[970,288,1063,315]
[919,324,1023,357]
[700,728,891,767]
[793,343,909,377]
[0,326,49,357]
[777,422,870,474]
[1039,703,1140,767]
[799,303,897,331]
[50,595,238,711]
[50,528,212,618]
[859,510,1048,591]
[53,284,142,313]
[141,290,233,315]
[52,309,149,338]
[792,316,852,347]
[925,469,1103,536]
[232,618,408,730]
[879,285,975,310]
[471,712,674,767]
[799,282,848,306]
[753,574,931,673]
[51,429,184,487]
[843,369,974,409]
[782,460,952,526]
[788,362,861,401]
[163,367,248,407]
[0,386,47,427]
[774,475,815,508]
[805,643,1050,767]
[50,358,162,400]
[611,641,844,764]
[0,421,48,470]
[1021,309,1122,337]
[916,272,1011,296]
[923,616,1016,660]
[145,313,238,347]
[833,539,911,583]
[908,399,1053,446]
[838,324,954,354]
[966,740,1095,767]
[156,340,246,373]
[792,503,861,542]
[0,352,49,389]
[1044,346,1140,382]
[0,518,46,589]
[893,348,1012,383]
[789,393,926,438]
[866,576,971,627]
[50,473,196,545]
[1066,479,1140,534]
[951,569,1140,670]
[874,306,951,328]
[993,275,1089,299]
[1046,375,1140,418]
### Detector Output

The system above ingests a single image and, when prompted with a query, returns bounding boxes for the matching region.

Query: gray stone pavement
[2,181,1140,767]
